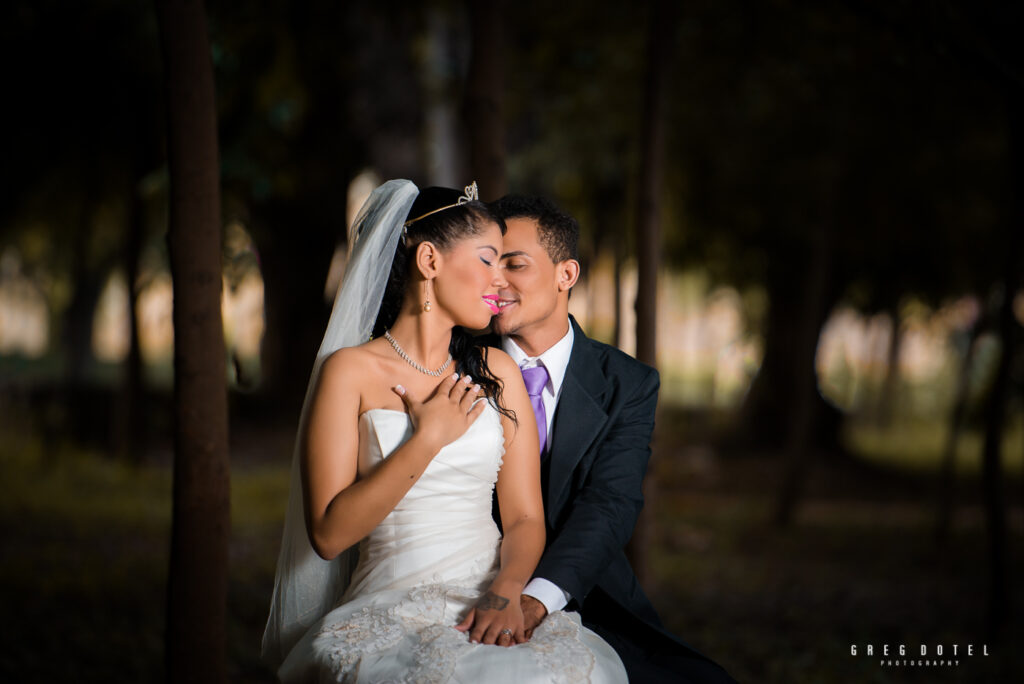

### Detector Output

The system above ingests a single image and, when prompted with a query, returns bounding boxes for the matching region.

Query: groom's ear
[414,241,442,279]
[556,259,580,293]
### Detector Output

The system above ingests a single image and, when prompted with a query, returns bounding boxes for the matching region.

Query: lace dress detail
[278,403,626,683]
[524,612,597,684]
[314,584,478,683]
[410,622,475,683]
[315,603,406,679]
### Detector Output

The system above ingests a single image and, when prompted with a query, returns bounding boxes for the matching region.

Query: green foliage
[503,0,646,250]
[664,1,1010,305]
[0,439,285,682]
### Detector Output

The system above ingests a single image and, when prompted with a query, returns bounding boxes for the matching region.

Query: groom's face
[492,217,560,337]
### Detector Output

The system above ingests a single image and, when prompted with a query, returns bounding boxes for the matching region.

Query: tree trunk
[464,0,506,200]
[875,301,902,426]
[981,283,1015,638]
[418,5,464,187]
[978,95,1024,637]
[155,1,230,682]
[58,169,105,454]
[120,165,147,465]
[935,321,980,543]
[634,0,674,369]
[773,221,836,527]
[627,0,676,588]
[736,245,843,455]
[613,245,624,350]
[590,180,621,345]
[256,200,339,411]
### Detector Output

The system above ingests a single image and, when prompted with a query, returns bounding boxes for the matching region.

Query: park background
[1,0,1023,681]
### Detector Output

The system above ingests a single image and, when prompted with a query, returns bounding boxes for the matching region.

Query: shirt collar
[501,322,574,395]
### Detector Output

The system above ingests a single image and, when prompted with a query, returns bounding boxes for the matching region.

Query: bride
[262,180,627,683]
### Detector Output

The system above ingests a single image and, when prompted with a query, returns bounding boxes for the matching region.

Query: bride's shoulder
[481,346,518,378]
[320,343,384,380]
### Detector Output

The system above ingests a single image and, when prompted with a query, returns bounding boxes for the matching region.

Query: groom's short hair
[490,195,579,264]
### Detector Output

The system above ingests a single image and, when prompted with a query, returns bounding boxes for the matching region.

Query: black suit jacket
[497,317,733,682]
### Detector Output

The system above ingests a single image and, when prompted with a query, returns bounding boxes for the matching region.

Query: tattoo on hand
[477,591,510,611]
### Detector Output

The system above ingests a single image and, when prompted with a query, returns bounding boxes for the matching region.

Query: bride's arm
[491,349,546,591]
[303,348,484,560]
[458,347,546,645]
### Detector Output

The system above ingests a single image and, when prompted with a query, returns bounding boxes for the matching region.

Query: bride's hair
[371,187,515,424]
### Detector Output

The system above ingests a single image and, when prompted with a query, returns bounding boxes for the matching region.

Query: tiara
[403,181,479,228]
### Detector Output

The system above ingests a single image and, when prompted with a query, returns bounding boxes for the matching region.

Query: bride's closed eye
[478,245,499,266]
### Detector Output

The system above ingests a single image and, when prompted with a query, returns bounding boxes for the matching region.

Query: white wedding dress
[277,402,626,683]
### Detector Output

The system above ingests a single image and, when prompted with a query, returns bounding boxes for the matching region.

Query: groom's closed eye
[501,256,530,271]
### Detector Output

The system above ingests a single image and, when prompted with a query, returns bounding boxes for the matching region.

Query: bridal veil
[261,179,419,669]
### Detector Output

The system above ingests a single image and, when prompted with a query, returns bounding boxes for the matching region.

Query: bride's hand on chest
[394,372,486,451]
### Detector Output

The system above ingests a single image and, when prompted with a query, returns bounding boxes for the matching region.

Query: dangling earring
[423,282,432,312]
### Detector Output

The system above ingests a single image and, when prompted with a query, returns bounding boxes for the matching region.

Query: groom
[488,195,734,683]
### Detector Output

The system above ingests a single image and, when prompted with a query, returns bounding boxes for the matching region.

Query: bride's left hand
[454,584,526,646]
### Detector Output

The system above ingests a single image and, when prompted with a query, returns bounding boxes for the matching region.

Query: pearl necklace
[384,330,453,377]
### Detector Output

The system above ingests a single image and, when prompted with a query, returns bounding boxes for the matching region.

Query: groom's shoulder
[574,328,658,384]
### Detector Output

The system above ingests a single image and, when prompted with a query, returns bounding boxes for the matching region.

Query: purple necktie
[520,364,549,455]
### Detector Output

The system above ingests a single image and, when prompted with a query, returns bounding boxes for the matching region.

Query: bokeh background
[2,0,1023,681]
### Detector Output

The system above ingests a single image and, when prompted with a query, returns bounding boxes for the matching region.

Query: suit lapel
[546,318,608,513]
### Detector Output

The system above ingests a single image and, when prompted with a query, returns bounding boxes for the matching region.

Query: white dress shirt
[501,322,574,614]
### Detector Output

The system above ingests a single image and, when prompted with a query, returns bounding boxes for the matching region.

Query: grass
[646,409,1024,683]
[845,414,1024,477]
[0,431,285,682]
[1,407,1022,683]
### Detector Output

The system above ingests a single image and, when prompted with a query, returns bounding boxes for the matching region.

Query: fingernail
[463,375,472,384]
[472,384,481,392]
[394,385,405,395]
[452,372,459,380]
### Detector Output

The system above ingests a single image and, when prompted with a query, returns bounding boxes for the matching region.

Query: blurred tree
[844,0,1024,634]
[155,0,230,681]
[659,2,1009,519]
[465,0,506,200]
[935,317,982,542]
[980,270,1016,636]
[60,171,106,441]
[1,0,164,458]
[628,0,677,589]
[118,161,147,464]
[208,0,424,409]
[416,2,467,186]
[501,0,646,353]
[873,303,902,427]
[634,0,674,370]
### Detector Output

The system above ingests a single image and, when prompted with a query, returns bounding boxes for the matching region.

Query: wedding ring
[499,629,512,636]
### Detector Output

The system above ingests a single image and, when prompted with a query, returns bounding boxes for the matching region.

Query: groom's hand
[520,595,547,639]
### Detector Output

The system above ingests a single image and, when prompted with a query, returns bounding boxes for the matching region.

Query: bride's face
[432,221,507,330]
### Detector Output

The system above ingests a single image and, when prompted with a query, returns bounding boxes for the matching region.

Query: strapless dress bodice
[342,403,505,600]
